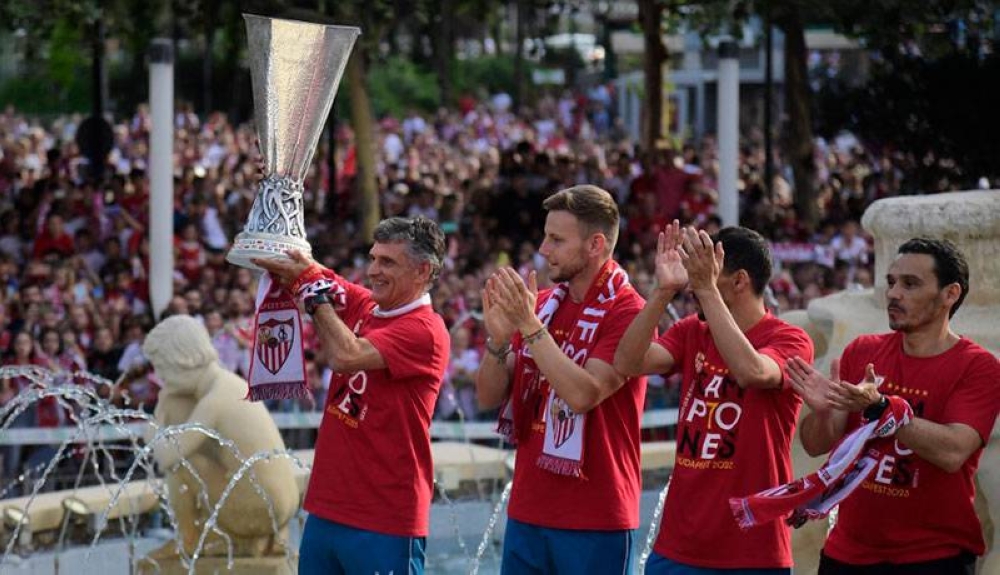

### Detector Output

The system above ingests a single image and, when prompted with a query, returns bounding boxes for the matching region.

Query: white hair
[143,315,219,370]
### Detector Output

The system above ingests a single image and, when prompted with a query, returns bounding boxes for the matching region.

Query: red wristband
[289,263,328,295]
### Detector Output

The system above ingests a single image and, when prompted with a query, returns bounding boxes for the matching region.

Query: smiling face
[885,253,956,333]
[367,241,430,310]
[538,211,594,283]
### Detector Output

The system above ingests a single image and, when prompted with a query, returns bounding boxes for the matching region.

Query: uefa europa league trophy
[227,14,360,269]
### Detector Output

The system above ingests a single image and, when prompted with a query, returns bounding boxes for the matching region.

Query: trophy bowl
[227,14,360,270]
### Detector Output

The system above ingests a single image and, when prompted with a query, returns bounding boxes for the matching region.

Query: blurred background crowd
[0,90,895,432]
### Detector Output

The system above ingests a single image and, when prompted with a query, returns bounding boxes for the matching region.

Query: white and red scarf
[497,260,631,477]
[246,266,345,401]
[729,395,913,529]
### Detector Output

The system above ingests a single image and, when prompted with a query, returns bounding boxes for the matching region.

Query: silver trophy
[227,14,360,269]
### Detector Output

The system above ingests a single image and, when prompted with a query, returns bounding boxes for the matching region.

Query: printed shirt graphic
[303,272,449,537]
[654,314,813,569]
[506,283,648,530]
[824,332,1000,565]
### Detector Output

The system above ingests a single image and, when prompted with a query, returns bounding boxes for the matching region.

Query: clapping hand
[786,357,839,414]
[488,267,542,336]
[653,220,688,296]
[828,363,882,413]
[680,227,723,294]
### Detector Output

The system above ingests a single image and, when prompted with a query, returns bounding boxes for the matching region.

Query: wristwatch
[863,395,889,421]
[304,292,333,315]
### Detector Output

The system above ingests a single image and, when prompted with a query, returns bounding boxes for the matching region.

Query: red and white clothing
[506,271,648,531]
[823,332,1000,565]
[303,273,449,537]
[654,313,814,568]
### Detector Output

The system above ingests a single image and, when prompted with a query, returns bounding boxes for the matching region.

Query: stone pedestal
[137,555,296,575]
[787,190,1000,575]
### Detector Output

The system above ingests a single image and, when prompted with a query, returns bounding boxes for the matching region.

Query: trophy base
[226,233,313,271]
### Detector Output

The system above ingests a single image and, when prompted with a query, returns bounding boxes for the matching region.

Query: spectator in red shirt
[32,213,74,260]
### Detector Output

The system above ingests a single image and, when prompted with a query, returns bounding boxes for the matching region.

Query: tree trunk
[202,9,215,115]
[433,0,454,105]
[638,0,667,154]
[776,7,819,233]
[347,50,380,241]
[512,0,527,113]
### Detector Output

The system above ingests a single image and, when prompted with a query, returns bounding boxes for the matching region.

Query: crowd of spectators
[0,89,913,479]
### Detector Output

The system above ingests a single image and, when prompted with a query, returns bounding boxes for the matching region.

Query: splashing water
[468,479,512,575]
[638,476,671,573]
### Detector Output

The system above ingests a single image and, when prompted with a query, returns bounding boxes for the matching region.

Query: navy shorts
[500,517,635,575]
[646,552,791,575]
[298,514,426,575]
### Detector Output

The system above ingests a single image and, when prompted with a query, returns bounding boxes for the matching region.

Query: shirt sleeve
[756,323,815,388]
[329,270,374,328]
[655,315,697,373]
[940,350,1000,444]
[586,292,646,366]
[364,314,447,381]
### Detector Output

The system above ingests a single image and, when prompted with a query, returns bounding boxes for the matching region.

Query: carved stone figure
[141,315,298,566]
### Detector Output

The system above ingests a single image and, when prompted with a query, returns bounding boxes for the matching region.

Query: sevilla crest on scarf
[246,273,308,401]
[549,397,576,448]
[255,317,295,374]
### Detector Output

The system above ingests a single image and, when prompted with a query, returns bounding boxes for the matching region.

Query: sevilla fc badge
[256,317,294,375]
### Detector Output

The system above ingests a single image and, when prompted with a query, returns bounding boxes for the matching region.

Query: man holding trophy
[230,15,450,575]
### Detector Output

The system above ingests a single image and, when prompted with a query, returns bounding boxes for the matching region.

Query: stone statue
[787,190,1000,575]
[140,315,298,569]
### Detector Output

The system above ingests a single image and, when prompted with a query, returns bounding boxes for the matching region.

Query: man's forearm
[895,418,982,473]
[696,287,779,388]
[475,351,511,410]
[312,305,367,370]
[799,409,848,456]
[614,289,672,376]
[524,329,611,414]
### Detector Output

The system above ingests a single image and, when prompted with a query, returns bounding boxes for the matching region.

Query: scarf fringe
[729,497,755,530]
[246,382,311,402]
[536,453,582,477]
[496,418,517,446]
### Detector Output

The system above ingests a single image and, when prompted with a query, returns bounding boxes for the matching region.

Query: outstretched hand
[786,356,839,414]
[252,250,313,288]
[828,363,882,413]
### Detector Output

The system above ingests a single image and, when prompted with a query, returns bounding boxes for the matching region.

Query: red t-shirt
[654,313,814,568]
[506,281,648,531]
[824,332,1000,564]
[303,275,450,537]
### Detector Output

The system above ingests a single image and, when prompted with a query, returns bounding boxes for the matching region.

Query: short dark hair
[897,237,969,317]
[542,185,620,252]
[715,227,772,296]
[373,216,446,284]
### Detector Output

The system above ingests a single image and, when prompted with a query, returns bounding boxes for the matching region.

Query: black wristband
[304,291,333,315]
[863,395,889,421]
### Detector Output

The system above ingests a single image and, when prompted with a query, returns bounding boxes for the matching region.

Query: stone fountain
[137,315,299,574]
[786,190,1000,575]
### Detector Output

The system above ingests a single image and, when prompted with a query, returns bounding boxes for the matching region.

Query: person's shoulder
[766,314,812,338]
[613,282,648,308]
[405,305,450,336]
[953,337,1000,367]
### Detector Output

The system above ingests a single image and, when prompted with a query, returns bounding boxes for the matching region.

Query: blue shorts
[646,552,792,575]
[500,517,635,575]
[298,514,426,575]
